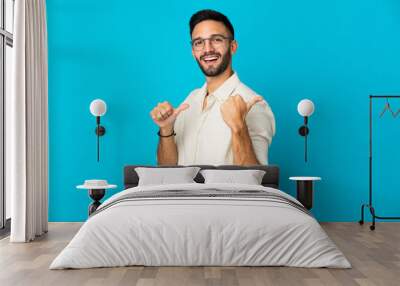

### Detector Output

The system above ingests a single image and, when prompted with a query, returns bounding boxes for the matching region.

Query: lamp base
[299,126,309,136]
[95,125,106,136]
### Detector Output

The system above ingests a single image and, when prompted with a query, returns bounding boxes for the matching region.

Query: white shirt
[174,72,275,165]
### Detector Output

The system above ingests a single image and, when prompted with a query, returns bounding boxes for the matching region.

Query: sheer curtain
[7,0,48,242]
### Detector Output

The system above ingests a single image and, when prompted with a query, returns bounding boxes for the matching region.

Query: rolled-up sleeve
[245,100,276,165]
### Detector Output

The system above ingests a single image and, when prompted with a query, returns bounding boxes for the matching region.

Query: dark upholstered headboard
[124,165,280,189]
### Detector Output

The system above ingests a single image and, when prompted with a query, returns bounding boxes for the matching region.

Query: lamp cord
[97,125,100,162]
[305,133,308,162]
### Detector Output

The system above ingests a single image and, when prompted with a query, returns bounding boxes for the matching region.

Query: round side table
[77,180,117,216]
[289,176,321,210]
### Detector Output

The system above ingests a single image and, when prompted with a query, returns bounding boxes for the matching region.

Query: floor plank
[0,222,399,286]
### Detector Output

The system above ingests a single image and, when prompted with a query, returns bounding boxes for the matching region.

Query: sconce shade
[90,99,107,117]
[297,99,315,117]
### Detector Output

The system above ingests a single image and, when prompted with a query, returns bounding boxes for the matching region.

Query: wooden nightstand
[77,180,117,216]
[289,176,321,210]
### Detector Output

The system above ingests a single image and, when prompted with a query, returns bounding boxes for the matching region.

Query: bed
[50,165,351,269]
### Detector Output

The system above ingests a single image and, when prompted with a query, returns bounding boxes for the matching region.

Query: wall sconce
[90,99,107,162]
[297,99,315,162]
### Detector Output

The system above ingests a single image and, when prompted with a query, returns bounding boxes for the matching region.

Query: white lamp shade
[90,99,107,116]
[297,99,315,117]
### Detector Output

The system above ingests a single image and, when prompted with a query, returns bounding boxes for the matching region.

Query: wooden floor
[0,223,399,286]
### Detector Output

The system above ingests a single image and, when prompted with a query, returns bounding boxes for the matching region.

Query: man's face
[191,20,237,77]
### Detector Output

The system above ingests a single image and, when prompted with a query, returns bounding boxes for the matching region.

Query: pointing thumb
[174,103,190,116]
[247,96,263,111]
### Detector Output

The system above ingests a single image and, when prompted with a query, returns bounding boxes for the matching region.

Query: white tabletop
[289,176,321,181]
[76,184,117,190]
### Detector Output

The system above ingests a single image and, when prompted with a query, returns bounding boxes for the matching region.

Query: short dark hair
[189,9,234,39]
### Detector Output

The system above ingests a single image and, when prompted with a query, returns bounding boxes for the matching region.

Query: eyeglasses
[191,34,233,51]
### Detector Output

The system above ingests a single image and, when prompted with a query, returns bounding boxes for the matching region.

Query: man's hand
[150,101,190,134]
[220,95,263,133]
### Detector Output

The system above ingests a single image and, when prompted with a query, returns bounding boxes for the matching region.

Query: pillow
[135,167,201,186]
[200,169,266,185]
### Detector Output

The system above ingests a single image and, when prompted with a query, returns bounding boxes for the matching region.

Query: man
[150,9,275,166]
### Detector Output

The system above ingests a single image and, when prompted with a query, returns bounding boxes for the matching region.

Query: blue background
[47,0,400,222]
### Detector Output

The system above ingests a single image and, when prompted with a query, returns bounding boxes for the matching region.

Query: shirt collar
[198,72,241,103]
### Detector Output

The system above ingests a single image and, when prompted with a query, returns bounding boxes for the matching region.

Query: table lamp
[297,99,315,162]
[90,99,107,162]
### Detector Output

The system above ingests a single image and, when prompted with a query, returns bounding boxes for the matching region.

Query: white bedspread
[50,183,351,269]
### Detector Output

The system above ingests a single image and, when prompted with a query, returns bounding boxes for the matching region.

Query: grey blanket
[91,189,311,217]
[50,183,351,269]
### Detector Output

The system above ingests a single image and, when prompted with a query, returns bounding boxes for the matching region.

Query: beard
[196,50,231,77]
